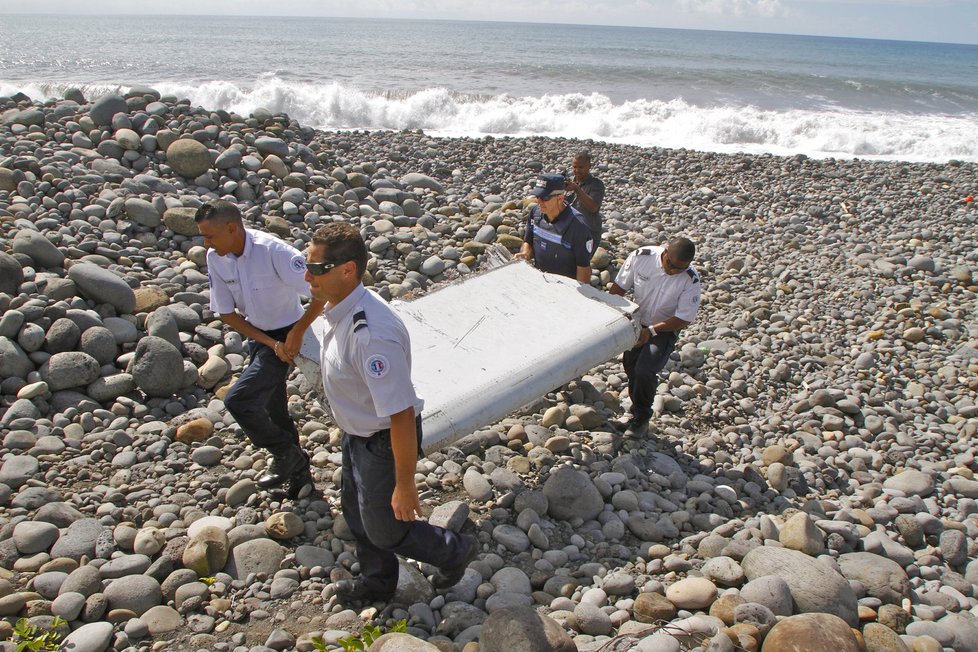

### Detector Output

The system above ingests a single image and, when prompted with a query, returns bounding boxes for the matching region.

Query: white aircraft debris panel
[297,260,640,454]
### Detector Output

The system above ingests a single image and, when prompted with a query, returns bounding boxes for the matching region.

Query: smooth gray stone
[13,520,60,554]
[0,251,23,294]
[145,307,181,348]
[838,552,909,605]
[544,467,604,521]
[32,571,69,599]
[79,326,118,365]
[100,554,152,578]
[59,621,114,652]
[130,336,185,397]
[12,230,65,268]
[40,351,100,391]
[1,398,40,426]
[0,337,32,378]
[226,538,284,579]
[0,454,39,490]
[478,605,574,651]
[67,263,136,314]
[739,574,793,616]
[255,137,289,158]
[36,502,86,528]
[11,486,62,511]
[742,546,858,626]
[50,519,106,561]
[400,173,445,194]
[124,198,161,227]
[44,317,80,353]
[59,565,102,598]
[103,317,139,344]
[89,94,127,126]
[104,574,162,616]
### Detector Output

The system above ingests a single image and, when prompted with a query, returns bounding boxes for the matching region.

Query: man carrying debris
[304,222,478,603]
[516,174,593,283]
[609,237,701,438]
[195,200,319,498]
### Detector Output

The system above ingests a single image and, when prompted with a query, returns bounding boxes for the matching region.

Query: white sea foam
[3,79,976,163]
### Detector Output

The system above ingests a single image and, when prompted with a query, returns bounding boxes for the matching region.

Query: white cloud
[679,0,784,17]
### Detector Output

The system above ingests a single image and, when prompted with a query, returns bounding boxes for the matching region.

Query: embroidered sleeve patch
[365,354,390,378]
[290,255,307,273]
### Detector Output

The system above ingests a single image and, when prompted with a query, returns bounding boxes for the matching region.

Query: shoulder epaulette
[353,309,368,332]
[686,268,700,283]
[637,247,654,256]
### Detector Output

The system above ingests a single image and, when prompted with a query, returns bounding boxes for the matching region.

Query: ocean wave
[2,79,976,163]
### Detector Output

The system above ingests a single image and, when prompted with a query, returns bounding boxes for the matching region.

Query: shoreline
[1,88,978,651]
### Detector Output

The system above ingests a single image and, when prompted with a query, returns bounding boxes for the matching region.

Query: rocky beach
[0,87,977,652]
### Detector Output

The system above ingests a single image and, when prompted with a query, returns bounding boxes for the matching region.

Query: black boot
[257,445,306,489]
[286,451,314,499]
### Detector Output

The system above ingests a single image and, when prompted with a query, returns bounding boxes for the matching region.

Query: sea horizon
[2,12,976,47]
[2,15,977,163]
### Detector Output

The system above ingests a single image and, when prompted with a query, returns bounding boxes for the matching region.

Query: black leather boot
[257,445,306,489]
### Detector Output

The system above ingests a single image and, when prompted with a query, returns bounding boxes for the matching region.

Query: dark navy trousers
[622,331,678,423]
[223,324,300,455]
[341,417,470,594]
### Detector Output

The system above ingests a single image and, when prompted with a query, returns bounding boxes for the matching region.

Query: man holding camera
[565,150,605,253]
[516,174,593,283]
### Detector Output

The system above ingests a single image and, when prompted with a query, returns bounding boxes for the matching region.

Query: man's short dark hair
[312,222,368,280]
[574,150,592,165]
[195,200,243,225]
[668,237,695,264]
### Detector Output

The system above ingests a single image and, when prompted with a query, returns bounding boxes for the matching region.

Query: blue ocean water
[2,15,977,162]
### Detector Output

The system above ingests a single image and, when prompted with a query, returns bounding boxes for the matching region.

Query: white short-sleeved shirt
[320,284,425,437]
[614,245,701,326]
[206,228,310,331]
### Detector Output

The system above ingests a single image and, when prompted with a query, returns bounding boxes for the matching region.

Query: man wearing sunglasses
[195,200,321,498]
[515,174,593,283]
[305,222,478,604]
[609,237,701,439]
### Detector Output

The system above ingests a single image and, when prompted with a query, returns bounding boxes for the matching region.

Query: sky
[4,0,978,45]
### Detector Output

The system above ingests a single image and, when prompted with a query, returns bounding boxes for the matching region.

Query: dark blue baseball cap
[528,174,566,199]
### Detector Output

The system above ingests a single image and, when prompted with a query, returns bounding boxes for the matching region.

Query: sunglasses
[306,259,347,276]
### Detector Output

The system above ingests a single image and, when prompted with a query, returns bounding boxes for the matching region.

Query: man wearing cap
[566,150,605,253]
[609,237,702,438]
[305,222,479,604]
[516,174,593,283]
[195,200,319,498]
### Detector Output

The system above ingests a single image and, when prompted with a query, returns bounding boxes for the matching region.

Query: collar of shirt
[240,229,255,259]
[324,283,367,327]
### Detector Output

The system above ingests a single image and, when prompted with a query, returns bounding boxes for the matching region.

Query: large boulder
[0,251,23,294]
[12,230,65,268]
[89,94,127,126]
[478,606,576,652]
[162,207,200,236]
[226,538,285,579]
[40,352,101,391]
[124,198,162,227]
[0,337,33,379]
[742,546,858,626]
[67,263,136,314]
[400,173,445,194]
[130,336,185,397]
[166,139,211,178]
[838,552,909,605]
[761,613,859,652]
[543,466,604,521]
